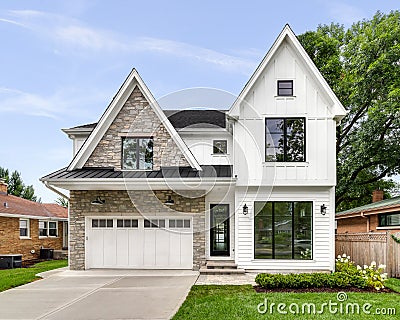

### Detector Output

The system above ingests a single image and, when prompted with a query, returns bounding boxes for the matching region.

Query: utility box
[0,254,23,269]
[40,248,54,260]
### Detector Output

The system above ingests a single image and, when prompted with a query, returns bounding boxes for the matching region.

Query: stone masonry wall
[0,217,64,261]
[85,86,189,169]
[69,190,205,270]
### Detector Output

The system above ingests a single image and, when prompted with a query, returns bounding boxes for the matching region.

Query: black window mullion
[292,202,295,259]
[136,138,140,169]
[272,202,275,259]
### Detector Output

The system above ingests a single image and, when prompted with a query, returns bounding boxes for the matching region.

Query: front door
[210,204,230,256]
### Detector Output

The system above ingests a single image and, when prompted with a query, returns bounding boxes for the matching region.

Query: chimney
[0,179,7,194]
[372,190,384,203]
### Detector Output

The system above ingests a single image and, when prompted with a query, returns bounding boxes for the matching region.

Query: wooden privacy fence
[335,232,400,278]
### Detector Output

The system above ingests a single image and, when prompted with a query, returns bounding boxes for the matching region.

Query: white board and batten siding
[235,187,335,272]
[234,38,337,187]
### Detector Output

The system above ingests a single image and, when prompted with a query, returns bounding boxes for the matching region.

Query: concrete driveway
[0,269,198,320]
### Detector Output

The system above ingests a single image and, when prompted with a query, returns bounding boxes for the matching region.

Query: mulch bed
[254,286,397,294]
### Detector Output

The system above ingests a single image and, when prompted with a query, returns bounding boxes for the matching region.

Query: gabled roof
[67,69,201,171]
[228,24,348,122]
[336,196,400,218]
[0,193,67,220]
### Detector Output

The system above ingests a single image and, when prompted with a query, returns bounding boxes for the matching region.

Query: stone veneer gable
[85,86,189,169]
[69,190,205,270]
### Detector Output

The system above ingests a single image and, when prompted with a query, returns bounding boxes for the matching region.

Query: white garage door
[86,217,193,269]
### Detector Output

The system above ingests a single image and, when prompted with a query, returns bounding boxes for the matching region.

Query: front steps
[200,260,245,275]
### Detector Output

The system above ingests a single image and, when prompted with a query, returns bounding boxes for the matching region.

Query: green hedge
[255,272,367,289]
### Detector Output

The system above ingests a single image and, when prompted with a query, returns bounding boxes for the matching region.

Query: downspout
[43,181,70,201]
[360,212,369,232]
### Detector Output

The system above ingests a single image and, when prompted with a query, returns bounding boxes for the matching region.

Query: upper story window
[122,137,153,170]
[265,118,305,162]
[379,213,400,227]
[213,140,227,154]
[277,80,293,96]
[19,219,29,238]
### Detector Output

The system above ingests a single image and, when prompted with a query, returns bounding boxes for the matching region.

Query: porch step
[199,267,245,275]
[206,260,238,269]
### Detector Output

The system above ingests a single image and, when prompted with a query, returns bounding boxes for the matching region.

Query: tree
[298,11,400,211]
[0,166,38,201]
[55,197,69,208]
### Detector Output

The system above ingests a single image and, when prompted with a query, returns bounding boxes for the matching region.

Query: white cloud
[326,2,365,25]
[1,10,256,74]
[0,87,109,119]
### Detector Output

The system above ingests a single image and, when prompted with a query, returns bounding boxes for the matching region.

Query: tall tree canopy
[298,11,400,211]
[0,166,39,202]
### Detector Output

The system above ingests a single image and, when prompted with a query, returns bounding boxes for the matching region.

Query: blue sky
[0,0,398,202]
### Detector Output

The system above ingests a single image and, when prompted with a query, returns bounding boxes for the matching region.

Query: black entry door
[210,204,230,256]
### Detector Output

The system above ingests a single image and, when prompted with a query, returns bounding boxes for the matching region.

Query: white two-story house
[42,25,346,272]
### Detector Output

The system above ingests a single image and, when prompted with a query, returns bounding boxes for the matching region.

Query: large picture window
[265,118,305,162]
[254,201,312,260]
[122,137,153,170]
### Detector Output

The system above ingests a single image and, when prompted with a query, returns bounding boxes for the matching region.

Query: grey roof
[69,110,227,131]
[336,196,400,216]
[41,165,232,181]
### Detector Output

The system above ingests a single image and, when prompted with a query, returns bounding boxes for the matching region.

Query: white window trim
[19,218,30,239]
[39,220,58,238]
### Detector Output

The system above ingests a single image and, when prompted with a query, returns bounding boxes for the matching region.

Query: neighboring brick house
[42,25,347,272]
[336,190,400,234]
[0,180,68,261]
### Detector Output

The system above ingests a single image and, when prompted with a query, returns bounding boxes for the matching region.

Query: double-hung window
[19,219,30,238]
[265,118,305,162]
[122,137,153,170]
[39,221,58,237]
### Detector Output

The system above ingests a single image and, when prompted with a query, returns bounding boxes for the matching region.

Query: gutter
[43,181,70,201]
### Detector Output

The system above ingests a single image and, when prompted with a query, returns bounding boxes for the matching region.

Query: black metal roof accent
[68,110,227,131]
[41,165,232,181]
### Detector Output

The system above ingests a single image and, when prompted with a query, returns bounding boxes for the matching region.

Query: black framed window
[122,137,153,170]
[254,201,312,260]
[213,140,227,154]
[379,213,400,227]
[265,118,305,162]
[277,80,293,96]
[144,219,165,228]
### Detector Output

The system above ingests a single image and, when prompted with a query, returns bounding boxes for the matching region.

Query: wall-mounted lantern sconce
[165,195,175,206]
[91,196,105,206]
[243,203,248,215]
[320,204,327,215]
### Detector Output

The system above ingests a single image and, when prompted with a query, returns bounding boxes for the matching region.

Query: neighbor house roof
[335,196,400,219]
[0,193,68,220]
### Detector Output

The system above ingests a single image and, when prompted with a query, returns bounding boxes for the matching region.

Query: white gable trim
[68,69,201,171]
[228,24,347,122]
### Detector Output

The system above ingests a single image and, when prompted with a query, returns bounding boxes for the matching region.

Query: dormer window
[122,137,153,170]
[277,80,293,96]
[213,140,227,154]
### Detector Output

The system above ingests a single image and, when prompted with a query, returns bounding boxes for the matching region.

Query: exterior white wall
[179,129,233,166]
[234,38,337,187]
[235,186,334,271]
[73,137,88,156]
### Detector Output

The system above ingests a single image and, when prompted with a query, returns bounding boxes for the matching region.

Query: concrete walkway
[196,273,257,285]
[0,269,198,320]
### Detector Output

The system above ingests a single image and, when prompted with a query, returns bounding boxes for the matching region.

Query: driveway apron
[0,269,198,320]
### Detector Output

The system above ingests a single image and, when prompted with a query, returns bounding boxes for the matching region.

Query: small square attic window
[277,80,293,96]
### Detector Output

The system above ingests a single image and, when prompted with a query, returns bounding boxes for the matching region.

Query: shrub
[335,254,359,276]
[255,272,366,289]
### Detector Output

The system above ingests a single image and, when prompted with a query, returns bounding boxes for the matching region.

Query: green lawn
[173,285,399,320]
[385,278,400,293]
[0,259,68,292]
